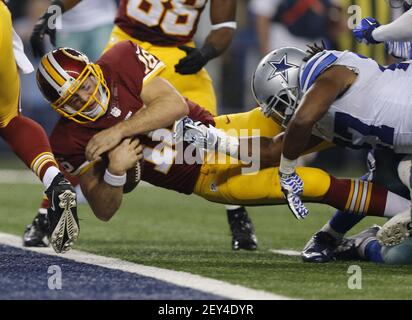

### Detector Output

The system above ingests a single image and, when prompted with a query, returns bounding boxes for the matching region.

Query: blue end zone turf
[0,245,224,300]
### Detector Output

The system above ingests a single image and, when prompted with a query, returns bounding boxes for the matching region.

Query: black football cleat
[45,173,79,253]
[227,207,258,251]
[23,211,49,247]
[301,231,341,263]
[334,225,381,261]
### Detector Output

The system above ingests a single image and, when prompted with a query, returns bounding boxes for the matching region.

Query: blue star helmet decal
[267,54,299,82]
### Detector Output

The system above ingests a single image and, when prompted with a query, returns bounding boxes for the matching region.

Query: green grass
[0,182,411,299]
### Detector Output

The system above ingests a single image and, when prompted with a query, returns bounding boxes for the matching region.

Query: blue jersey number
[333,112,394,150]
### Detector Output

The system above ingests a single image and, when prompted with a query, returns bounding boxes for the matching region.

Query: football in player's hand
[123,158,144,194]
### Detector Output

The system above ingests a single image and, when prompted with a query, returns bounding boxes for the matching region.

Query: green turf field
[0,181,411,300]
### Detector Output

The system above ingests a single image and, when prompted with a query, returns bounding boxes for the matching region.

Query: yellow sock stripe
[31,152,58,176]
[364,182,373,214]
[36,158,59,177]
[345,180,355,211]
[354,181,364,214]
[30,152,53,170]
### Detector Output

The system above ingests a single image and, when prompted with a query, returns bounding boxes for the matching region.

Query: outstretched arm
[373,9,412,42]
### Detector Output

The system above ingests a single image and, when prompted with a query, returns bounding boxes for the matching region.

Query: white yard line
[0,232,293,300]
[270,249,301,257]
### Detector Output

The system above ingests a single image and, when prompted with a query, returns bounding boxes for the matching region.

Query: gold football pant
[0,2,20,128]
[193,108,332,205]
[104,26,217,115]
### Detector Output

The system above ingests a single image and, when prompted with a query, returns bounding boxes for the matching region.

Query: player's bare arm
[85,77,189,161]
[206,0,237,57]
[282,66,357,161]
[175,0,237,74]
[258,133,331,168]
[80,138,142,221]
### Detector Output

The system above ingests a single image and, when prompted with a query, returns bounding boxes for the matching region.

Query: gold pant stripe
[345,180,355,211]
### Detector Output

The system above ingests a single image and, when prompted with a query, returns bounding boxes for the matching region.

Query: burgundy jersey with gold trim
[115,0,208,46]
[50,40,214,195]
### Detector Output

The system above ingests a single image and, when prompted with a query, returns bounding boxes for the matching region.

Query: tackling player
[251,44,412,262]
[33,42,409,230]
[28,0,257,251]
[0,0,78,253]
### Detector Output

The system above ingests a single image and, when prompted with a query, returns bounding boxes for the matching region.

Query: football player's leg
[0,5,78,253]
[24,175,84,248]
[303,149,411,262]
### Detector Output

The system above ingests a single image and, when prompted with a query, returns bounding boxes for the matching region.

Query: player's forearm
[373,10,412,42]
[204,28,236,57]
[116,95,189,139]
[282,122,313,161]
[206,0,237,57]
[255,15,271,56]
[83,180,123,222]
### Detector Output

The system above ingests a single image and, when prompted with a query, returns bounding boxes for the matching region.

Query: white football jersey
[299,50,412,153]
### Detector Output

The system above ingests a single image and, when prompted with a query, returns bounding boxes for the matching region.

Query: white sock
[226,205,242,211]
[38,208,47,215]
[75,184,88,205]
[42,166,60,190]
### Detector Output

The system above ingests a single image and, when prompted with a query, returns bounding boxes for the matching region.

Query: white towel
[12,27,34,74]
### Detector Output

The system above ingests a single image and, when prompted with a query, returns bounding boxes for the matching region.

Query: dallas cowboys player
[353,0,412,59]
[251,44,412,264]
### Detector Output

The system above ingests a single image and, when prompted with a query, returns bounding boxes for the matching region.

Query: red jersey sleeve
[97,41,165,94]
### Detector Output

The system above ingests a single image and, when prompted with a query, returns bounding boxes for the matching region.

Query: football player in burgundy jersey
[30,43,411,238]
[28,0,259,250]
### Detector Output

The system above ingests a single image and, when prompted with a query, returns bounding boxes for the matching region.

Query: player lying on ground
[28,0,258,251]
[0,1,78,254]
[250,45,412,259]
[33,42,409,228]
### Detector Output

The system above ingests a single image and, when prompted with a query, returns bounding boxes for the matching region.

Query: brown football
[123,158,144,194]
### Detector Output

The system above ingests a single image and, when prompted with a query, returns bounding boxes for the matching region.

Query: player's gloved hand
[175,43,217,75]
[385,41,412,60]
[279,171,309,220]
[352,17,382,45]
[30,0,64,57]
[173,117,219,151]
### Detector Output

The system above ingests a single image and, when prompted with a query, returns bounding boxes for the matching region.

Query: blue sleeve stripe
[299,52,325,89]
[301,53,338,92]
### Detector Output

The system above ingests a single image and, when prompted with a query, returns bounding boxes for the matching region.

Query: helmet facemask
[261,85,300,127]
[53,64,110,124]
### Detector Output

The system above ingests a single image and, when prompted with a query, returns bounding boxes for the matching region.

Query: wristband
[211,21,237,30]
[279,155,297,175]
[104,169,126,187]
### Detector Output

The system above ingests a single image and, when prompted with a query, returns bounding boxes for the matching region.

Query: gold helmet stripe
[38,60,62,93]
[41,56,67,87]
